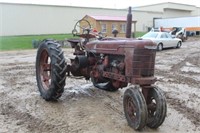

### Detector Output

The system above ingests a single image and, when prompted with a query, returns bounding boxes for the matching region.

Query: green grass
[0,34,74,51]
[0,32,147,51]
[134,32,147,37]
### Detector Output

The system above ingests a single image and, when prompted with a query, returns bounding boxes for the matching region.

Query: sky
[0,0,200,9]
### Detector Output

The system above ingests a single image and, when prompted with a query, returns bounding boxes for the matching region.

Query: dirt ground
[0,37,200,133]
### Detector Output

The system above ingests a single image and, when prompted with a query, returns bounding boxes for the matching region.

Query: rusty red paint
[36,7,166,131]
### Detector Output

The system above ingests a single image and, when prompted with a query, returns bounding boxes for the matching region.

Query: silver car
[140,32,182,51]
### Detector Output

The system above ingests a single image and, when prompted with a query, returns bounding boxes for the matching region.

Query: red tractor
[35,7,167,130]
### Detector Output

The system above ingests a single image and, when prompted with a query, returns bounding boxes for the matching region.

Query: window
[112,24,117,32]
[120,24,126,33]
[165,33,172,38]
[142,32,158,38]
[160,33,167,38]
[101,24,107,33]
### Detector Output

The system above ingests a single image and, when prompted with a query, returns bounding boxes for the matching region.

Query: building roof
[89,15,127,21]
[86,15,137,22]
[133,2,196,12]
[135,2,196,8]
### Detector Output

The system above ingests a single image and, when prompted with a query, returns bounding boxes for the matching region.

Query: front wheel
[176,41,182,48]
[157,43,163,51]
[123,86,148,130]
[146,86,167,128]
[36,39,67,101]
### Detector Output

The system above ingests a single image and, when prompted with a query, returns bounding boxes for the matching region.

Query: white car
[140,32,182,51]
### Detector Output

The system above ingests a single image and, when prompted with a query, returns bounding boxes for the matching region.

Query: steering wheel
[72,19,91,36]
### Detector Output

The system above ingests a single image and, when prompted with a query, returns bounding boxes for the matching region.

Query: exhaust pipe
[126,7,132,38]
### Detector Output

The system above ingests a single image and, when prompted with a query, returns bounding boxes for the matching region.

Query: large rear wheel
[36,39,67,101]
[123,86,148,130]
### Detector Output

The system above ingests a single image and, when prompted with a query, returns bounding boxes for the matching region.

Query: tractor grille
[132,49,156,77]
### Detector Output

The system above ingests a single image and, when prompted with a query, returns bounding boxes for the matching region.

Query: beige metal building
[0,2,199,36]
[134,2,200,18]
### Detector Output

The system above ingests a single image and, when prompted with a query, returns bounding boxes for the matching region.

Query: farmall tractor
[35,7,167,130]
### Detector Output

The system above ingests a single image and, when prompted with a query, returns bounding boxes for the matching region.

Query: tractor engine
[68,38,157,90]
[90,54,127,89]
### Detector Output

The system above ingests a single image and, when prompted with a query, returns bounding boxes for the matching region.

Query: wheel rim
[39,49,51,90]
[146,87,167,128]
[158,44,162,51]
[124,87,148,130]
[147,97,157,118]
[125,96,137,123]
[178,42,180,47]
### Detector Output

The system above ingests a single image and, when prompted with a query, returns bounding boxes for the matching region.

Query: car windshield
[142,32,158,38]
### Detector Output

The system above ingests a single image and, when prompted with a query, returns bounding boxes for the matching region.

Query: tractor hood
[85,38,157,55]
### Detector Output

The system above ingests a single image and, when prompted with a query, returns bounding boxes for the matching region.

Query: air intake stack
[126,7,132,38]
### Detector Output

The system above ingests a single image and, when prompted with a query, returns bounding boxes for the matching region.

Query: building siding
[0,3,129,36]
[81,15,132,37]
[0,2,200,36]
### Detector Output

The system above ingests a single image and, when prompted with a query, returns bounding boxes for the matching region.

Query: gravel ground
[0,37,200,133]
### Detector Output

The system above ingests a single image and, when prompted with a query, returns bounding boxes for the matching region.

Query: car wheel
[157,44,163,51]
[176,42,181,48]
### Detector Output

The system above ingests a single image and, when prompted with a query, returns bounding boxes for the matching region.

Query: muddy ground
[0,37,200,133]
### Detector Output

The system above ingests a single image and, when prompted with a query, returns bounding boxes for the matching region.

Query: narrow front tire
[146,86,167,128]
[123,86,148,130]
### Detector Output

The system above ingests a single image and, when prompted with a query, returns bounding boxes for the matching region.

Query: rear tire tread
[36,39,66,101]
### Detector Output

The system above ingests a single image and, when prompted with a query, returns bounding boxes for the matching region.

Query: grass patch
[0,34,74,51]
[134,32,147,37]
[0,32,147,51]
